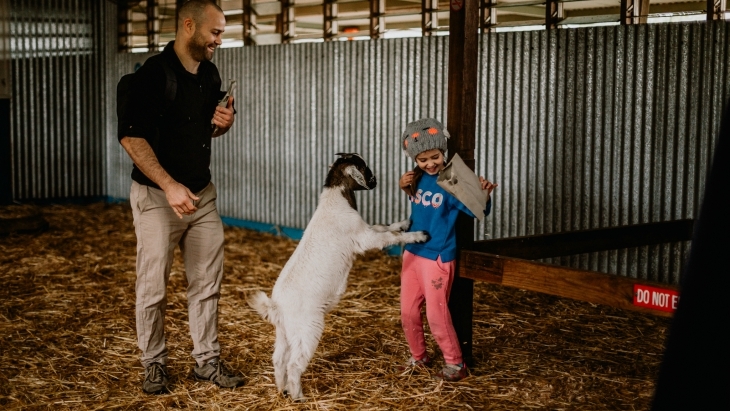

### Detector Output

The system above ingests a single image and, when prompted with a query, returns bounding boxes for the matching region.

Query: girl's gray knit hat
[401,118,450,160]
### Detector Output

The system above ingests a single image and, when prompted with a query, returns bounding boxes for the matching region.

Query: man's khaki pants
[130,181,224,368]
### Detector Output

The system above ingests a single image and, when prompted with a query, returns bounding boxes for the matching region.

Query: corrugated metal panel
[474,22,729,283]
[105,46,153,201]
[8,0,107,200]
[209,37,449,230]
[101,22,729,285]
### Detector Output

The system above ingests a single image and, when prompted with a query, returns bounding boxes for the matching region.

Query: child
[397,118,497,382]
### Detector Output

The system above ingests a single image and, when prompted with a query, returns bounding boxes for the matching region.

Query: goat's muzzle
[366,175,377,190]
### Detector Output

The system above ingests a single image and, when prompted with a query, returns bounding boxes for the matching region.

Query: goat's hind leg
[273,326,290,394]
[284,318,325,401]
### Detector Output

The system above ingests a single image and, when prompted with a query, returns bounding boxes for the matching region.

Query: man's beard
[187,30,213,62]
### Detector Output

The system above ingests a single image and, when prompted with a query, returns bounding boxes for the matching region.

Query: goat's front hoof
[407,230,430,243]
[391,219,412,232]
[419,231,431,243]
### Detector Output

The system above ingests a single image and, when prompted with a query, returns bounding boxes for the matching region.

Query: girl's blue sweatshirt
[405,173,492,263]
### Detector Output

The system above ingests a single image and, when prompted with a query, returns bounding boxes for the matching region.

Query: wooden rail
[460,251,679,317]
[472,219,694,260]
[459,220,692,317]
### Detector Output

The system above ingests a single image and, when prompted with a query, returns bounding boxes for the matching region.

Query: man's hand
[163,182,200,219]
[212,95,235,136]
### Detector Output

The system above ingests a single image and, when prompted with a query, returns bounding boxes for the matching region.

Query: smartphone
[218,80,236,107]
[213,80,237,134]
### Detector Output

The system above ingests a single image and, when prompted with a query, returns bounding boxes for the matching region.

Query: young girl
[397,118,497,382]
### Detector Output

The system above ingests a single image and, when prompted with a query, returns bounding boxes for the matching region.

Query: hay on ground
[0,202,670,410]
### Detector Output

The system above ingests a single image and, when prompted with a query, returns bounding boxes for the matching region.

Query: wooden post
[545,0,563,29]
[480,0,497,33]
[421,0,437,36]
[147,0,160,52]
[278,0,295,43]
[370,0,385,39]
[324,0,338,41]
[243,0,254,46]
[621,0,649,24]
[118,1,133,51]
[708,0,727,20]
[447,0,479,367]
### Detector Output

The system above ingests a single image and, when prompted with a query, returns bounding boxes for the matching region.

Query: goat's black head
[324,153,377,191]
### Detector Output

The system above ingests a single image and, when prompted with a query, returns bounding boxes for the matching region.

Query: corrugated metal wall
[7,4,727,284]
[213,38,452,232]
[476,23,729,283]
[8,0,108,199]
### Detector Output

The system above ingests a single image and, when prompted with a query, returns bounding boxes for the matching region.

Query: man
[119,0,242,394]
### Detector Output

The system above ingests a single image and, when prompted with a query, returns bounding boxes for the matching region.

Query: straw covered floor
[0,202,671,410]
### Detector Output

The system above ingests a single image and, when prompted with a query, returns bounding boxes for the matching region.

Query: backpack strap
[159,58,177,103]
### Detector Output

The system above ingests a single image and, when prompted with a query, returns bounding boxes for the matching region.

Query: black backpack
[116,56,178,141]
[117,55,224,141]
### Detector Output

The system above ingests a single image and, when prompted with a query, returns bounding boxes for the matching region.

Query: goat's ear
[344,165,369,189]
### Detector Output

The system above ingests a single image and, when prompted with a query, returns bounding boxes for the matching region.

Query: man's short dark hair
[178,0,223,29]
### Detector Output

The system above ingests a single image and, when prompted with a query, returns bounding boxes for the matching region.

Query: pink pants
[400,250,462,364]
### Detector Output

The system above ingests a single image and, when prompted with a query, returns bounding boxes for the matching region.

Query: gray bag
[436,153,488,220]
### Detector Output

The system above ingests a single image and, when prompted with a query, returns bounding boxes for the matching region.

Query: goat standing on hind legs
[248,153,429,401]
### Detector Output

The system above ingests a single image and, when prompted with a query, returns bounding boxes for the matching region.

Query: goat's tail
[247,291,278,325]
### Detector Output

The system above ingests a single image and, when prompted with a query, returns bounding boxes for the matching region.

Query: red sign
[450,0,464,11]
[633,284,680,313]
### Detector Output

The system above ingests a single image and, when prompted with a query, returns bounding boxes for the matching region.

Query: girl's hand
[479,177,498,195]
[399,171,415,191]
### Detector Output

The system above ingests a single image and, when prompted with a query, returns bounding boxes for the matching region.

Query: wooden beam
[324,0,338,41]
[480,0,497,32]
[370,0,385,39]
[545,0,563,29]
[447,0,480,367]
[118,1,133,51]
[278,0,295,43]
[147,0,160,51]
[460,251,679,317]
[243,0,254,46]
[506,5,546,17]
[708,0,727,20]
[472,219,695,260]
[621,0,649,24]
[421,0,438,36]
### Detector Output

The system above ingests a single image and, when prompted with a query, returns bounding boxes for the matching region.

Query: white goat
[248,153,429,401]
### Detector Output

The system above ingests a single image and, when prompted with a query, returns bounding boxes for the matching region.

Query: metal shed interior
[1,1,728,287]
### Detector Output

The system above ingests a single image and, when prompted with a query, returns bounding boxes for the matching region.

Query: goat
[247,153,429,401]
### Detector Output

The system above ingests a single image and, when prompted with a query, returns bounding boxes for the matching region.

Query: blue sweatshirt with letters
[405,173,492,263]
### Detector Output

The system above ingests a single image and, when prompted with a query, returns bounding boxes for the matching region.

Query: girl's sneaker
[435,362,468,382]
[395,355,432,372]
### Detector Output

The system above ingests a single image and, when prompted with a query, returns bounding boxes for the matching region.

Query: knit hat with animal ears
[401,118,450,160]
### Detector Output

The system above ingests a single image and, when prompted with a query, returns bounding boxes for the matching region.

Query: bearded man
[119,0,242,394]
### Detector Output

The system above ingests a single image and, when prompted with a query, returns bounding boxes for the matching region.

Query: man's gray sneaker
[143,362,170,394]
[192,359,244,388]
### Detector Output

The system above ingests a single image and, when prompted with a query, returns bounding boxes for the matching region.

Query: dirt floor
[0,202,671,410]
